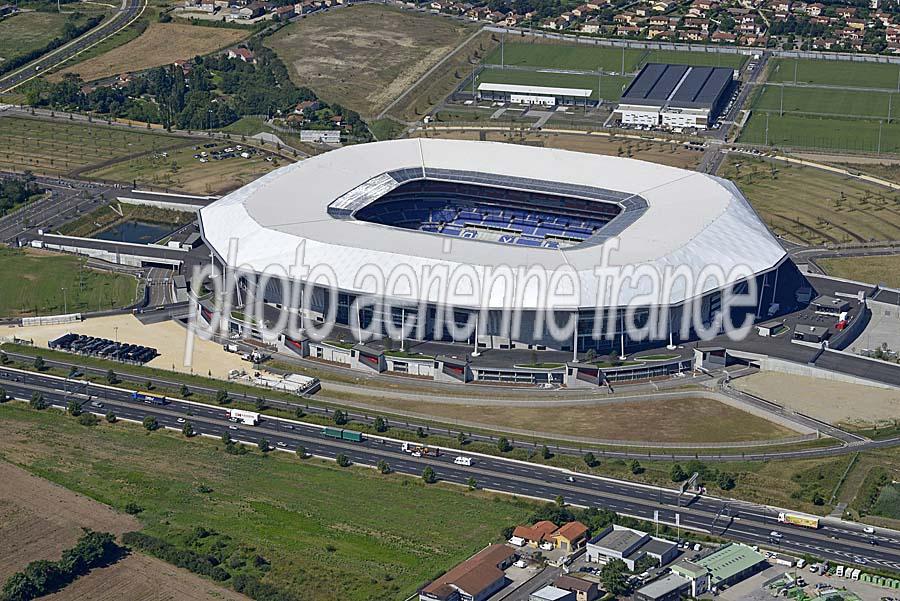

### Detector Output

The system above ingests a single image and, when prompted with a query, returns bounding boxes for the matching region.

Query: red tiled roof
[422,544,515,600]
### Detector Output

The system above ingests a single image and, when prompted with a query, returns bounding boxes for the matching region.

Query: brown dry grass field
[363,395,796,443]
[53,22,248,82]
[265,4,474,118]
[0,461,249,600]
[415,128,703,170]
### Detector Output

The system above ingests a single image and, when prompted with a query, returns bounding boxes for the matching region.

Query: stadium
[198,139,806,354]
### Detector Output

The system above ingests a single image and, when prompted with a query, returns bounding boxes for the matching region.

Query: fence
[21,313,82,327]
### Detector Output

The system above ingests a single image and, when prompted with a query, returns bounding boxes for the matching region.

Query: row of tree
[1,530,122,601]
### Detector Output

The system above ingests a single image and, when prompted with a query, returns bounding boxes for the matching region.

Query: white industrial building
[476,82,595,107]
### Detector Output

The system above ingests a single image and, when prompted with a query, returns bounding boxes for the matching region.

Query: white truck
[228,409,259,425]
[223,343,239,353]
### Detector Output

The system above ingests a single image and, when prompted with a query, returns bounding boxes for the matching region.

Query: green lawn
[818,256,900,288]
[0,248,139,316]
[477,67,632,101]
[483,43,747,73]
[752,85,895,120]
[737,112,900,153]
[0,11,90,62]
[767,58,900,89]
[0,403,534,601]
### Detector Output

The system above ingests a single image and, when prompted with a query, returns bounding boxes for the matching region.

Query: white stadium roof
[199,139,786,310]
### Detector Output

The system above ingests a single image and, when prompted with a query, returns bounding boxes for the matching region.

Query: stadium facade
[198,139,805,354]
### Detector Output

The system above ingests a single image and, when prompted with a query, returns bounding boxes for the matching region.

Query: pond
[94,221,175,244]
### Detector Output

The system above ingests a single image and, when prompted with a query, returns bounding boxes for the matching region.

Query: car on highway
[769,531,783,538]
[277,442,287,447]
[228,425,238,430]
[91,402,103,408]
[566,476,575,482]
[863,526,875,534]
[176,418,185,423]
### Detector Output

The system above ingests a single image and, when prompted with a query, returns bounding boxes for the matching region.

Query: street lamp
[114,326,119,343]
[60,287,67,314]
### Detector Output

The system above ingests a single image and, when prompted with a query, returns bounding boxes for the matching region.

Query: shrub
[77,413,99,427]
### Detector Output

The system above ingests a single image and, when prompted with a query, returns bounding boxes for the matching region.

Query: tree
[584,452,596,468]
[0,386,7,402]
[67,400,82,416]
[467,477,477,490]
[221,430,231,445]
[630,459,644,475]
[105,369,117,384]
[555,494,565,507]
[78,412,99,426]
[30,392,46,409]
[717,472,736,491]
[143,415,158,431]
[68,365,78,378]
[376,459,390,474]
[33,355,45,371]
[600,559,629,596]
[335,453,351,467]
[295,444,306,458]
[541,445,552,460]
[332,409,348,425]
[671,464,688,482]
[0,351,8,364]
[180,384,190,397]
[456,431,467,445]
[215,389,229,404]
[416,426,426,438]
[497,437,512,452]
[373,416,387,432]
[182,421,194,437]
[258,438,270,453]
[422,466,437,484]
[105,411,116,423]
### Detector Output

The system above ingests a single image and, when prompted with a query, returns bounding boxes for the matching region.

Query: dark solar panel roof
[621,63,733,109]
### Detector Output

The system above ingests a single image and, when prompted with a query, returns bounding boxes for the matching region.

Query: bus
[132,391,168,405]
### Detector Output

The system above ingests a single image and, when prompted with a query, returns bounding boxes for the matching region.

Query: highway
[0,0,147,94]
[8,348,900,464]
[1,365,899,574]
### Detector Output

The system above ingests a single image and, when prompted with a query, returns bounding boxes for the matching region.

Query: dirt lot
[53,22,247,83]
[265,4,473,118]
[415,129,703,170]
[0,460,139,583]
[732,371,900,426]
[8,314,248,379]
[43,552,249,601]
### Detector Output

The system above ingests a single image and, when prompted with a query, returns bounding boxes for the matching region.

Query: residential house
[227,47,256,62]
[274,4,295,18]
[553,575,600,601]
[551,522,589,553]
[419,544,516,601]
[805,2,823,16]
[711,30,737,42]
[580,19,601,33]
[512,521,559,548]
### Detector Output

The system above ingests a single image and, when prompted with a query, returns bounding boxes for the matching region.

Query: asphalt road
[2,366,898,573]
[0,0,146,94]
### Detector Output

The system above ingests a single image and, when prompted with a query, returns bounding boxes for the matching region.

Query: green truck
[321,427,364,442]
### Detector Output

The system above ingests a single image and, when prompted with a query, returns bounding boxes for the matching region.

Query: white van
[835,565,845,577]
[454,456,472,466]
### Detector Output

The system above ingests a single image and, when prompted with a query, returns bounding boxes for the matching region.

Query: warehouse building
[616,63,734,129]
[585,525,678,570]
[695,543,767,590]
[476,82,596,107]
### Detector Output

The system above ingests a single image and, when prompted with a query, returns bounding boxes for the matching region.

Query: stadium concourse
[198,139,807,354]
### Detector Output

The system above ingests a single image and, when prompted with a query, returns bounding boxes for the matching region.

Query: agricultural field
[0,460,247,600]
[52,21,248,83]
[477,67,632,101]
[818,256,900,289]
[0,403,534,601]
[767,58,900,89]
[0,247,139,316]
[0,11,93,64]
[0,116,190,177]
[718,156,900,245]
[265,4,474,118]
[85,141,286,195]
[484,41,747,73]
[415,129,704,170]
